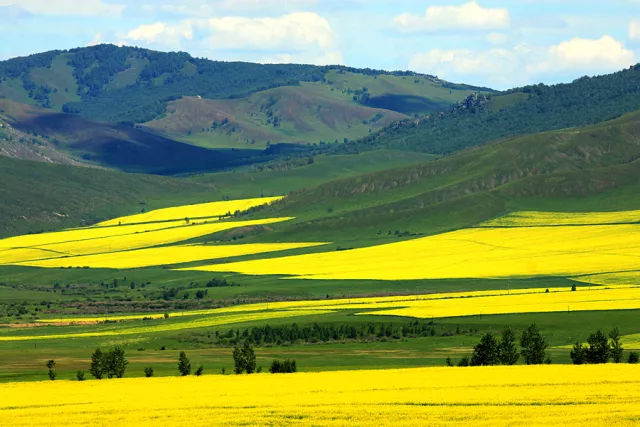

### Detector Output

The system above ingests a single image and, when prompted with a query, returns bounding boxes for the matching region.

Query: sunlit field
[3,285,639,342]
[1,365,638,426]
[184,219,640,280]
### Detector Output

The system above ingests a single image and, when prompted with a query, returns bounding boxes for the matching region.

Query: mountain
[0,44,488,150]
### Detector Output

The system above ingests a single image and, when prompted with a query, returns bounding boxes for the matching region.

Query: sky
[1,0,640,89]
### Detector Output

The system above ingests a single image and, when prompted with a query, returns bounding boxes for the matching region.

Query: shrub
[46,360,56,381]
[144,367,154,377]
[76,370,85,381]
[628,352,639,364]
[270,359,297,373]
[178,351,191,376]
[457,356,470,367]
[195,365,204,376]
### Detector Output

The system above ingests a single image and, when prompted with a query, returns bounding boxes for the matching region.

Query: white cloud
[535,35,635,73]
[408,35,635,89]
[121,12,341,65]
[0,0,124,16]
[394,1,509,33]
[149,0,317,16]
[630,20,640,41]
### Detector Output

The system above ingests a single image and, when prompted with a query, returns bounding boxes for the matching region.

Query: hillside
[0,98,275,174]
[0,155,219,237]
[249,109,640,243]
[0,44,484,129]
[331,65,640,156]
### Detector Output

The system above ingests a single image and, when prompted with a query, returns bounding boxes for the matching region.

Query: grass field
[1,365,638,425]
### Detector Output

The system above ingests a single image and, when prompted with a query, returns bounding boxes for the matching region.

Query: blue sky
[1,0,639,89]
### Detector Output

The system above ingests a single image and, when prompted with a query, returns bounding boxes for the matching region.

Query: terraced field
[1,365,639,425]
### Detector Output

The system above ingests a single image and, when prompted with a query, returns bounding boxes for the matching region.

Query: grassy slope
[241,110,640,244]
[0,155,220,237]
[144,84,407,149]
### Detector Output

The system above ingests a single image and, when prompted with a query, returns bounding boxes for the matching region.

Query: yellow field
[98,196,283,226]
[0,309,331,341]
[183,223,640,280]
[16,242,322,269]
[3,285,635,341]
[1,365,638,425]
[480,209,640,227]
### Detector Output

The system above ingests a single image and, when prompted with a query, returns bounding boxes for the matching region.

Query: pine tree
[498,327,519,365]
[178,351,191,376]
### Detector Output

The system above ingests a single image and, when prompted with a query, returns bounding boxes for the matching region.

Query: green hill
[332,65,640,156]
[245,109,640,244]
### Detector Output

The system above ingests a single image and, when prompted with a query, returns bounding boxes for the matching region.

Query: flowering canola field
[0,196,320,269]
[4,285,638,342]
[184,221,640,280]
[480,209,640,227]
[1,365,638,426]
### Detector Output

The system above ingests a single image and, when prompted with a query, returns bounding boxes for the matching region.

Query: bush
[195,365,204,376]
[457,356,470,367]
[270,359,297,373]
[178,351,191,376]
[46,360,56,381]
[76,370,85,381]
[628,352,639,364]
[144,367,154,377]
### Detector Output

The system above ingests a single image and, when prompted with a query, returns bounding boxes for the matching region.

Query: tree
[144,367,154,377]
[498,327,519,365]
[609,328,624,363]
[233,342,257,374]
[89,348,105,379]
[105,346,128,378]
[628,352,639,364]
[585,330,610,364]
[46,360,56,381]
[457,356,470,367]
[76,371,85,381]
[570,342,586,365]
[242,342,256,374]
[520,324,547,365]
[471,333,500,366]
[195,365,204,376]
[178,351,191,376]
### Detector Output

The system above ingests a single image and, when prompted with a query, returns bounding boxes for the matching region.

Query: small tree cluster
[571,328,626,364]
[232,342,256,374]
[464,324,547,366]
[89,347,128,379]
[269,359,297,373]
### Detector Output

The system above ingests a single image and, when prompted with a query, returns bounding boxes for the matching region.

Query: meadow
[1,365,639,425]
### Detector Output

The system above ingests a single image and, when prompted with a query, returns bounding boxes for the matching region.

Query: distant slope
[0,45,487,139]
[0,98,274,174]
[0,155,218,237]
[144,85,407,149]
[333,65,640,156]
[249,110,640,243]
